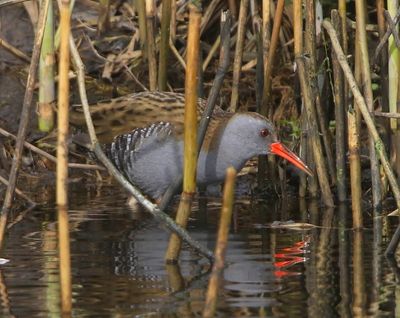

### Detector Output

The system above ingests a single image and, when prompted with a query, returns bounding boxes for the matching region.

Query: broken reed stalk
[296,57,335,207]
[229,0,249,112]
[38,0,55,132]
[324,19,400,211]
[305,0,336,186]
[0,0,50,248]
[331,10,347,202]
[165,3,202,263]
[159,10,231,211]
[57,0,72,313]
[0,37,31,63]
[136,0,147,57]
[158,0,171,91]
[202,167,236,318]
[69,35,213,261]
[355,0,382,212]
[145,0,157,90]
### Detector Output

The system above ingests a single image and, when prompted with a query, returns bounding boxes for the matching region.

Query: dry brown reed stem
[169,39,186,69]
[0,0,28,7]
[229,0,249,112]
[331,11,347,202]
[338,0,348,135]
[200,0,220,35]
[0,37,30,62]
[158,0,172,91]
[376,0,389,114]
[136,0,147,56]
[356,0,382,213]
[374,111,400,119]
[38,0,55,132]
[348,38,363,228]
[0,0,50,248]
[324,19,400,211]
[304,0,336,186]
[293,0,307,198]
[296,58,335,207]
[98,0,110,35]
[293,0,302,57]
[145,0,157,90]
[170,0,177,42]
[260,0,284,118]
[228,0,237,20]
[387,3,400,131]
[0,127,104,171]
[203,167,236,318]
[203,35,220,72]
[57,0,72,313]
[262,0,271,59]
[69,35,213,262]
[166,3,202,263]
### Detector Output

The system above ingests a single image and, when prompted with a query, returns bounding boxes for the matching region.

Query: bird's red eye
[260,128,269,137]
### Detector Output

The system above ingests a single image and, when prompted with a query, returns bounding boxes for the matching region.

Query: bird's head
[227,113,313,176]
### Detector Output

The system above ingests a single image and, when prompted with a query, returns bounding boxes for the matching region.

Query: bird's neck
[196,114,258,184]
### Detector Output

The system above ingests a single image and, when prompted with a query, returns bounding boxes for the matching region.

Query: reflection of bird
[84,92,313,200]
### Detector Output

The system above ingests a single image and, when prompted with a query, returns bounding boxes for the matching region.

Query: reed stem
[145,0,157,90]
[229,0,249,112]
[57,0,72,312]
[158,0,172,91]
[331,10,347,202]
[203,167,236,318]
[356,0,382,213]
[165,3,202,263]
[296,57,335,207]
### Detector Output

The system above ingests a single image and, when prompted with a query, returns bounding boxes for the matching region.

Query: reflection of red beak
[270,142,313,176]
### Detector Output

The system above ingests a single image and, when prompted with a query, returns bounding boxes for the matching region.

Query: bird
[73,91,313,200]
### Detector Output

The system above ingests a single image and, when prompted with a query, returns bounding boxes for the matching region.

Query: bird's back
[71,91,225,143]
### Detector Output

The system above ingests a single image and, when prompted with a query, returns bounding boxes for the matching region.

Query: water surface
[0,182,398,317]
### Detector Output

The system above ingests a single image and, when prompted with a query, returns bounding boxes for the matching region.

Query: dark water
[0,182,399,317]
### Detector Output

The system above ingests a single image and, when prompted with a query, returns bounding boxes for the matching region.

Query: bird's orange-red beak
[270,142,313,176]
